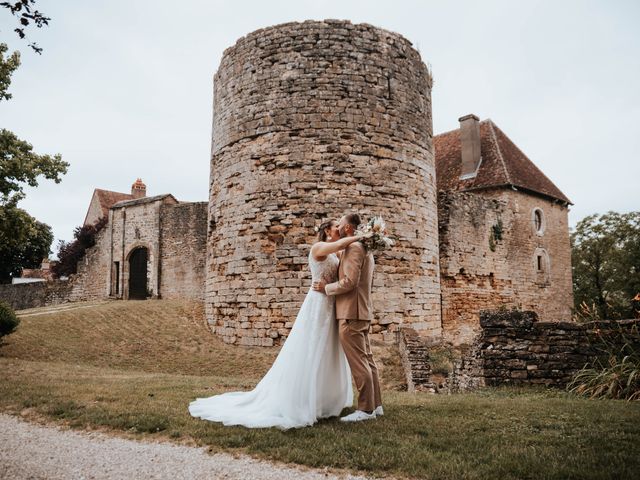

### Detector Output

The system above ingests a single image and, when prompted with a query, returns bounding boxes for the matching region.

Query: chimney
[458,114,481,179]
[131,178,147,198]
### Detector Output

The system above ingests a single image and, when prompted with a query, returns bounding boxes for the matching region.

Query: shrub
[0,300,20,341]
[52,216,107,278]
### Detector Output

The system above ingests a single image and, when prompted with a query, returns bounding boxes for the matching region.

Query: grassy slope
[1,300,639,480]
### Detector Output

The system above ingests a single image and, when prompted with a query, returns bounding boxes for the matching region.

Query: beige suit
[325,241,382,412]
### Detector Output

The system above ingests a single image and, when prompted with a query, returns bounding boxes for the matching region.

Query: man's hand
[311,280,327,294]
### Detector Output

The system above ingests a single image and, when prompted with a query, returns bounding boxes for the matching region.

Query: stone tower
[206,20,441,346]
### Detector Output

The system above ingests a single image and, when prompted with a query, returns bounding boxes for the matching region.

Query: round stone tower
[206,19,440,346]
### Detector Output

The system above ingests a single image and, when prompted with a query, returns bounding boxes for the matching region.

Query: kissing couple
[189,213,383,429]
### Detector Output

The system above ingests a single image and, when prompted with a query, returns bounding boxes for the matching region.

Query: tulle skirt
[188,290,353,429]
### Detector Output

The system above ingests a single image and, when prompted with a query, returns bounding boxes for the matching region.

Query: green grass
[1,300,639,479]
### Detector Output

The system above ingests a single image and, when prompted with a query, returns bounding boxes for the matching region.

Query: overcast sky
[1,0,638,256]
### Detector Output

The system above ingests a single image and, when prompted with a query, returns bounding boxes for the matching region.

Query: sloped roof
[83,189,133,225]
[433,119,572,205]
[111,193,178,209]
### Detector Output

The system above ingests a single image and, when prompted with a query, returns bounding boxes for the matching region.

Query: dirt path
[0,414,371,480]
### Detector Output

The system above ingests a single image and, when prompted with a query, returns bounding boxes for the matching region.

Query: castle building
[17,20,573,349]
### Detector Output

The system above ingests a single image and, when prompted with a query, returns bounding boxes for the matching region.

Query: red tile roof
[94,189,134,217]
[433,119,572,205]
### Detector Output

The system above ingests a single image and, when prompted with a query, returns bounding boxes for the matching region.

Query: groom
[312,213,383,422]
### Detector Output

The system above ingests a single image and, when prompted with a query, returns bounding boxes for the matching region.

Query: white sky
[1,0,639,256]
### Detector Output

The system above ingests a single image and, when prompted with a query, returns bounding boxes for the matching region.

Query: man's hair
[344,213,361,230]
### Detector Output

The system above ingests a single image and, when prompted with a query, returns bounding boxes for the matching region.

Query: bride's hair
[317,219,335,242]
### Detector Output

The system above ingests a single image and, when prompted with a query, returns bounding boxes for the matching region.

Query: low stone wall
[0,280,74,310]
[474,310,594,387]
[400,310,639,392]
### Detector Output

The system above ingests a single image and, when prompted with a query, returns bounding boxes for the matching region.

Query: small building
[70,179,207,302]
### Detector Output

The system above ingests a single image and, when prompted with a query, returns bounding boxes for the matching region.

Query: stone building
[435,115,573,345]
[203,20,573,347]
[69,179,207,302]
[8,20,572,350]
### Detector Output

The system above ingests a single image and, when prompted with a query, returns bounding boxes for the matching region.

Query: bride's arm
[311,236,363,259]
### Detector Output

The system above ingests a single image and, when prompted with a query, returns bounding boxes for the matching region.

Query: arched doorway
[128,247,148,299]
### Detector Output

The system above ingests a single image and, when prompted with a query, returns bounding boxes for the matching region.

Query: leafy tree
[1,45,68,207]
[0,204,52,282]
[0,39,67,282]
[572,211,640,319]
[1,0,51,54]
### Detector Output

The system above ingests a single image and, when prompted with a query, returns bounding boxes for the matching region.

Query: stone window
[532,208,545,236]
[533,248,550,285]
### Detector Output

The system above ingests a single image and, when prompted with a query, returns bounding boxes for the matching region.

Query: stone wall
[67,225,111,301]
[0,280,73,310]
[206,19,440,346]
[398,310,637,393]
[473,310,592,387]
[110,198,177,299]
[398,327,437,392]
[159,202,208,300]
[438,189,573,346]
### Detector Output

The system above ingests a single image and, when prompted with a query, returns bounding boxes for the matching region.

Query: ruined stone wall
[438,190,516,345]
[438,189,573,346]
[475,310,592,387]
[67,225,111,301]
[207,20,440,346]
[159,202,208,300]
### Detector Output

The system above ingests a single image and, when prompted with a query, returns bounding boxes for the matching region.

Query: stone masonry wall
[207,20,440,346]
[0,280,73,310]
[111,200,167,299]
[477,310,592,387]
[438,190,515,345]
[481,189,573,321]
[159,202,208,300]
[438,189,573,346]
[67,225,111,301]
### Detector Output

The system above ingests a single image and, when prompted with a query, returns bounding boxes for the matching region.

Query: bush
[0,301,20,341]
[52,216,107,278]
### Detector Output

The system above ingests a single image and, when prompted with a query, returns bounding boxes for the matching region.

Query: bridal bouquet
[356,216,395,252]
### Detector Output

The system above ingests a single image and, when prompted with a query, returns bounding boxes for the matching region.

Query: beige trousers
[338,319,382,412]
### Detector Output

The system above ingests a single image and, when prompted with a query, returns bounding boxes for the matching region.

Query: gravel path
[0,414,372,480]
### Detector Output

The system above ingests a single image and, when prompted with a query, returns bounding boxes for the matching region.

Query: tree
[0,204,52,282]
[1,0,51,54]
[571,211,640,319]
[0,39,67,282]
[1,44,68,207]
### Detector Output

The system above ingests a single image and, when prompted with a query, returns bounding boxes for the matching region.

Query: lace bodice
[308,251,339,284]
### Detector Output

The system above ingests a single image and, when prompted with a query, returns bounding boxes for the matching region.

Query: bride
[188,220,363,429]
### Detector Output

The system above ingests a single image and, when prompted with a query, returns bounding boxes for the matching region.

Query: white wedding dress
[188,252,353,429]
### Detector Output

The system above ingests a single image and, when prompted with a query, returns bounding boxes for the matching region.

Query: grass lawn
[1,299,639,479]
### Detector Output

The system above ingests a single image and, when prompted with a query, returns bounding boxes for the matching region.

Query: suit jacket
[325,241,375,321]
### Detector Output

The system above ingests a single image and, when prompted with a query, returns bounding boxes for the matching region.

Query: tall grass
[569,305,640,401]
